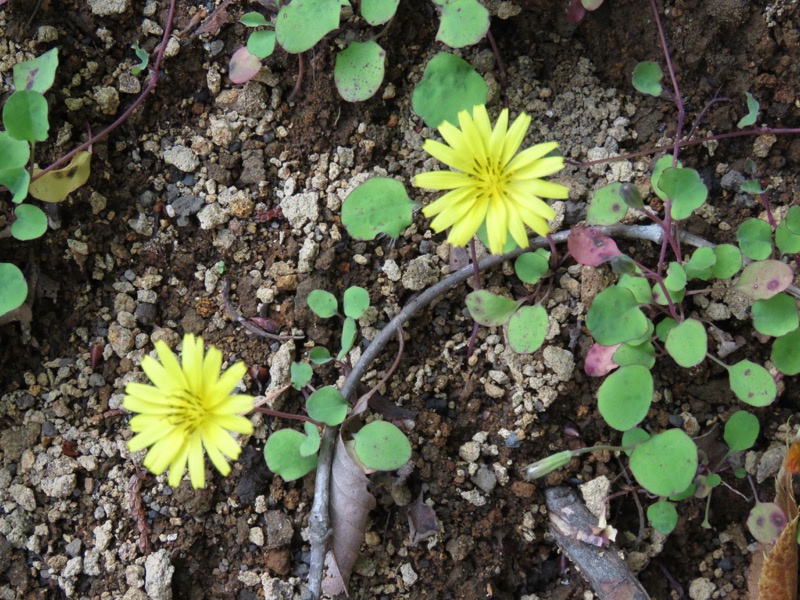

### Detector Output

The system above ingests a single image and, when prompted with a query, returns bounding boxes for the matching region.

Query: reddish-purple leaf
[229,47,261,84]
[568,226,622,266]
[566,0,586,23]
[585,342,620,376]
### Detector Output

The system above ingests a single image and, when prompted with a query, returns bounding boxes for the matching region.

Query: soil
[1,0,799,599]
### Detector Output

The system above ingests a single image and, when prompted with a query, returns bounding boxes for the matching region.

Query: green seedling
[433,0,489,48]
[737,92,760,128]
[131,43,149,75]
[632,61,663,97]
[264,286,412,482]
[1,48,92,320]
[334,41,386,103]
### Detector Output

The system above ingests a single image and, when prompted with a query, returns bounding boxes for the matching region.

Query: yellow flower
[414,104,569,254]
[124,334,254,489]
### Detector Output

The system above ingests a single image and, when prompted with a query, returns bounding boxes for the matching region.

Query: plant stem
[33,0,178,179]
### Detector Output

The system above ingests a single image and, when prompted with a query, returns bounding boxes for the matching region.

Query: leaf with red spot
[567,226,622,266]
[584,342,620,376]
[735,260,794,300]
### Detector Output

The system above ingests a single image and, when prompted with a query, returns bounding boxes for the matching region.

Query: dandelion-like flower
[124,334,254,489]
[415,104,569,255]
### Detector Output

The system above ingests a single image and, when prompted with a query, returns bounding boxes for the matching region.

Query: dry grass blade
[757,516,798,600]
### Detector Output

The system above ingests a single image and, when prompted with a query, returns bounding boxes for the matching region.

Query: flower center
[474,157,508,199]
[168,389,207,434]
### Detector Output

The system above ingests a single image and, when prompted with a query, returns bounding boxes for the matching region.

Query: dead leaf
[408,492,439,546]
[758,516,798,600]
[29,151,91,202]
[321,436,376,597]
[775,461,798,523]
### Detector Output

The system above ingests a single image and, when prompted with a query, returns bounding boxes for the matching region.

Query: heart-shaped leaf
[308,289,338,318]
[352,421,411,471]
[411,52,488,128]
[435,0,490,48]
[307,386,348,426]
[586,183,628,225]
[466,290,521,327]
[334,40,386,102]
[586,286,649,345]
[658,167,708,220]
[11,204,47,240]
[665,319,707,367]
[506,305,548,354]
[597,365,653,431]
[343,286,370,319]
[727,360,776,406]
[724,410,759,452]
[0,263,28,317]
[276,0,340,54]
[630,429,698,497]
[264,429,319,480]
[632,61,663,96]
[342,177,415,240]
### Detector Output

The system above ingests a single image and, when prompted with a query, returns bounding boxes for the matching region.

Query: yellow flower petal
[182,334,204,395]
[125,382,168,404]
[202,346,223,396]
[415,170,476,191]
[203,433,231,476]
[167,442,191,488]
[422,140,472,173]
[140,356,177,392]
[210,414,254,434]
[188,435,205,489]
[208,361,247,404]
[211,394,255,415]
[500,112,532,167]
[417,104,568,254]
[154,340,187,389]
[505,141,559,173]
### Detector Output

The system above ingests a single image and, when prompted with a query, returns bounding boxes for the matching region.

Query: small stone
[118,73,141,94]
[511,481,535,499]
[757,445,786,483]
[484,382,505,399]
[458,441,481,463]
[37,25,59,41]
[163,145,199,173]
[579,476,610,521]
[400,563,418,587]
[445,534,474,562]
[108,322,134,356]
[88,0,129,16]
[275,275,297,292]
[8,484,36,512]
[238,570,261,586]
[249,527,264,547]
[261,575,294,599]
[40,474,77,498]
[264,549,291,575]
[280,192,319,229]
[401,256,439,291]
[471,465,497,493]
[688,577,715,600]
[134,302,158,326]
[543,346,575,382]
[264,510,293,549]
[62,556,82,578]
[298,238,319,273]
[90,192,107,214]
[382,259,401,281]
[93,86,120,115]
[197,203,228,229]
[145,549,174,600]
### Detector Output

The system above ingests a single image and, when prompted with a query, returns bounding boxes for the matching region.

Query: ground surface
[1,0,799,598]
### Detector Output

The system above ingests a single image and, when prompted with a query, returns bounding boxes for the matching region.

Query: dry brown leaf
[408,492,439,546]
[775,461,798,523]
[321,436,376,597]
[758,516,798,600]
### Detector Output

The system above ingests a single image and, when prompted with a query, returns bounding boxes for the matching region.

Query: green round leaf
[659,167,708,220]
[630,429,698,497]
[610,254,637,276]
[655,317,677,343]
[514,249,550,285]
[247,30,276,59]
[775,220,800,255]
[727,359,776,406]
[309,347,332,365]
[360,0,400,25]
[665,319,707,367]
[335,40,385,102]
[647,501,678,535]
[741,179,765,195]
[684,246,716,281]
[341,177,415,240]
[747,502,787,544]
[435,0,489,48]
[290,361,313,390]
[617,272,653,304]
[0,167,31,204]
[771,328,800,376]
[735,260,794,300]
[11,204,47,240]
[752,293,799,337]
[663,261,686,292]
[737,92,759,128]
[711,244,742,279]
[276,0,340,54]
[785,205,800,235]
[651,155,681,201]
[13,47,58,93]
[597,365,653,431]
[465,290,521,327]
[632,61,663,96]
[265,429,319,480]
[411,52,488,128]
[299,421,321,457]
[0,131,30,168]
[241,11,269,26]
[307,386,348,426]
[0,263,28,317]
[737,218,773,261]
[621,428,650,456]
[613,341,655,369]
[337,316,357,360]
[343,286,370,319]
[723,410,759,452]
[3,91,49,142]
[586,286,649,346]
[586,183,628,225]
[352,421,411,471]
[507,305,548,354]
[308,289,338,318]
